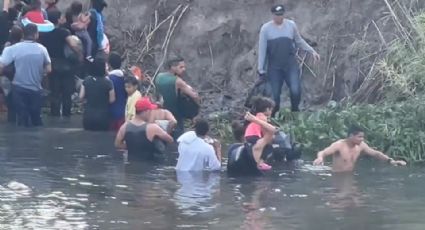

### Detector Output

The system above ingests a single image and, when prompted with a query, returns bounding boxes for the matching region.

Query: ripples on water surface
[0,118,424,230]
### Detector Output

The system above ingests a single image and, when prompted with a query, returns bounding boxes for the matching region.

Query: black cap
[271,4,285,15]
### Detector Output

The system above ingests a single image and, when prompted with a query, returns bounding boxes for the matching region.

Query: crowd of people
[0,1,407,175]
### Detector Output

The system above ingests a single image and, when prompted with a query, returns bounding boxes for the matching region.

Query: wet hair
[108,53,122,70]
[194,118,210,136]
[348,126,364,136]
[231,121,245,142]
[70,1,83,15]
[251,96,275,114]
[23,23,38,40]
[165,56,184,70]
[47,9,62,24]
[89,58,107,77]
[124,76,139,86]
[8,26,24,45]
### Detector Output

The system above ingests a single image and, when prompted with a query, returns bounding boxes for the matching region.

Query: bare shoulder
[359,142,371,150]
[332,139,346,147]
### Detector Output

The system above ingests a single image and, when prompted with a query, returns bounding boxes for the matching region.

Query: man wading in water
[258,4,320,114]
[313,126,406,172]
[115,97,174,161]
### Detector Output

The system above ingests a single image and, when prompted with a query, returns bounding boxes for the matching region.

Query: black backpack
[244,79,274,108]
[177,90,200,119]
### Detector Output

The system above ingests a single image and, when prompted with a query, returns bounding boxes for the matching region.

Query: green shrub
[273,99,425,163]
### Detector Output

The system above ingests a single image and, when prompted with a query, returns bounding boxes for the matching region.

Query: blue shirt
[0,41,51,91]
[108,70,127,120]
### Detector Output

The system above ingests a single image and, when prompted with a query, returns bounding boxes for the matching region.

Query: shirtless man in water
[313,126,406,172]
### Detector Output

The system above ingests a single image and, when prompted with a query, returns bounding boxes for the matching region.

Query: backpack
[244,79,274,108]
[177,90,200,119]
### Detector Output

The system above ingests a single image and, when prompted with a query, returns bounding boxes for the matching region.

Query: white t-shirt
[176,131,221,171]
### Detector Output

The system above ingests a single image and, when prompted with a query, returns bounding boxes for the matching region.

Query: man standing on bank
[258,4,320,114]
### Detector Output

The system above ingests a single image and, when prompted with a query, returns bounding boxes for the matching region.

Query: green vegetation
[273,11,425,163]
[274,100,425,163]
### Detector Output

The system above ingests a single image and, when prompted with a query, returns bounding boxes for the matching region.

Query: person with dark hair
[69,1,93,62]
[115,97,174,161]
[258,4,320,114]
[40,9,82,117]
[0,23,51,127]
[175,118,221,171]
[124,76,141,121]
[108,53,127,131]
[313,126,407,172]
[87,0,107,58]
[154,57,200,139]
[244,97,277,171]
[79,58,115,131]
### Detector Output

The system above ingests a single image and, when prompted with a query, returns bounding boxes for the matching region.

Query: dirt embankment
[52,0,425,116]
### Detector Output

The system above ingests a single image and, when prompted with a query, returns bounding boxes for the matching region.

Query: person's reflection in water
[173,171,220,216]
[328,173,364,211]
[240,181,271,230]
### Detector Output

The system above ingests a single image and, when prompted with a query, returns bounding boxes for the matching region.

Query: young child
[108,53,127,131]
[244,97,277,171]
[124,76,141,121]
[23,0,45,23]
[69,1,93,62]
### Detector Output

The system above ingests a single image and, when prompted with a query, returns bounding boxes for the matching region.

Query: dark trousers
[49,70,75,117]
[172,117,185,140]
[268,64,301,115]
[12,85,43,127]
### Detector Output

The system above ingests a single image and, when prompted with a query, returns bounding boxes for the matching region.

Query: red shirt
[24,10,45,24]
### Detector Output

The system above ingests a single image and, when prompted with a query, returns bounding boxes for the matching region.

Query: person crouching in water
[175,119,222,171]
[115,97,174,161]
[244,97,278,171]
[143,97,177,134]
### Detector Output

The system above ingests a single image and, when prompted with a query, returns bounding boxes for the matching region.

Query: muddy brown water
[0,117,424,230]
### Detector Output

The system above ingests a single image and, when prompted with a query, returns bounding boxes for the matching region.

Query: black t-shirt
[40,27,71,59]
[0,10,10,54]
[83,76,113,113]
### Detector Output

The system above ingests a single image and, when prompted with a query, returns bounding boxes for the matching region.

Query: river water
[0,117,424,230]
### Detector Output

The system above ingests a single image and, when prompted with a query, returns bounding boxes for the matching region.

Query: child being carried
[69,1,93,62]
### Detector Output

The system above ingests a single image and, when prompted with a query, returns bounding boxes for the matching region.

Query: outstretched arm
[245,112,277,133]
[313,142,339,165]
[361,143,406,166]
[292,21,320,62]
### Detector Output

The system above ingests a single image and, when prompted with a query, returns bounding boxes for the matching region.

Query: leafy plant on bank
[273,99,425,163]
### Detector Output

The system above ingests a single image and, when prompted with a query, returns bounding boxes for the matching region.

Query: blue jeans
[268,63,301,114]
[12,85,43,127]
